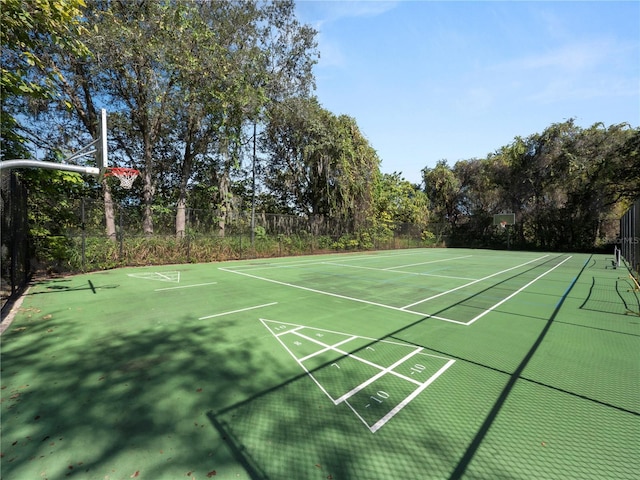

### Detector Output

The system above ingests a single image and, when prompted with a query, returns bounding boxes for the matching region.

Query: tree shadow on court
[1,306,297,479]
[206,358,472,479]
[3,299,489,479]
[21,278,119,296]
[203,325,525,480]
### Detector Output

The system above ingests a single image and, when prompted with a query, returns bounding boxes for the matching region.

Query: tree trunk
[103,179,117,240]
[142,168,154,236]
[176,197,187,239]
[142,137,154,236]
[217,173,229,238]
[176,139,195,239]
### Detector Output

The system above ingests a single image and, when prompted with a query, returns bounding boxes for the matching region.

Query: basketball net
[106,167,139,189]
[500,221,507,229]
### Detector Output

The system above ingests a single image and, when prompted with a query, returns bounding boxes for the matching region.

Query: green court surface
[1,248,638,479]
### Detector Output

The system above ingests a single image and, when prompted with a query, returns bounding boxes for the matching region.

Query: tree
[1,0,90,160]
[422,160,461,227]
[91,0,185,235]
[451,120,639,250]
[262,97,380,232]
[375,173,429,224]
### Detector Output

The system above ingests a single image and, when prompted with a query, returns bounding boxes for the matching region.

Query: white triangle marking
[260,319,454,432]
[127,271,181,283]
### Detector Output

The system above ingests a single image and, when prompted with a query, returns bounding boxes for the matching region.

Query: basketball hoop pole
[1,109,107,178]
[0,159,99,175]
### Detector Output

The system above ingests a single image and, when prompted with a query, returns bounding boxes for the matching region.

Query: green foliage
[1,0,90,159]
[253,225,267,240]
[3,0,636,269]
[421,230,436,244]
[262,97,380,226]
[21,167,91,268]
[432,120,639,251]
[374,173,429,228]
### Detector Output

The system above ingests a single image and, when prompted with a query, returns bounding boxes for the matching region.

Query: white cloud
[297,1,399,70]
[526,76,639,104]
[485,38,639,104]
[515,42,609,71]
[297,0,398,29]
[316,34,347,68]
[455,87,495,113]
[504,38,635,74]
[318,0,399,22]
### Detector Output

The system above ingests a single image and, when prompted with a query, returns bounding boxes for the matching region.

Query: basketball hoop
[500,221,507,229]
[106,167,139,189]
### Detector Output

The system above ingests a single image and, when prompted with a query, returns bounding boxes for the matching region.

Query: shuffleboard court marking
[332,347,426,402]
[260,319,455,433]
[347,358,456,433]
[298,335,359,362]
[401,254,550,309]
[155,282,218,291]
[220,267,468,325]
[290,329,426,390]
[198,302,277,320]
[128,271,181,283]
[466,255,573,325]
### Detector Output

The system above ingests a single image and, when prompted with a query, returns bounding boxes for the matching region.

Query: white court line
[333,347,426,404]
[383,255,473,270]
[263,323,339,403]
[357,359,456,433]
[220,267,468,325]
[198,302,277,320]
[466,256,572,325]
[401,254,550,309]
[227,253,394,271]
[156,271,179,282]
[298,335,359,362]
[128,271,180,282]
[229,250,454,272]
[293,330,425,388]
[261,318,456,433]
[262,319,454,360]
[155,282,217,291]
[323,262,476,281]
[273,325,305,337]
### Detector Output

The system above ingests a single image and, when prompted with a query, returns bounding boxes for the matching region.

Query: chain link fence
[619,198,640,279]
[1,172,30,316]
[20,197,446,276]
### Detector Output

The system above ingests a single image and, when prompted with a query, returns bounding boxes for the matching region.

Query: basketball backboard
[493,213,515,226]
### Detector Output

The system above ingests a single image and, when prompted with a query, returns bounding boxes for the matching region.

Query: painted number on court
[365,391,389,408]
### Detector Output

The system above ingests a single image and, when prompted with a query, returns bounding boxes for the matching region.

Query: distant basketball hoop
[493,213,515,249]
[106,167,139,189]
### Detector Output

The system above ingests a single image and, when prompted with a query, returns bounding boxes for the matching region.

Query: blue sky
[294,1,640,184]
